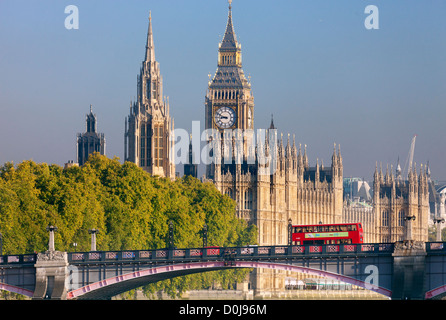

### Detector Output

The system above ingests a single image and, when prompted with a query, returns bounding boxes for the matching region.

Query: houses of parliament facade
[115,2,429,296]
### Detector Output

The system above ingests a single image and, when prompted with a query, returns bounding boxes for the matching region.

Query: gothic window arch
[382,210,389,227]
[139,124,152,167]
[398,210,405,227]
[140,124,146,167]
[154,124,164,167]
[244,188,253,210]
[225,188,233,199]
[152,80,157,99]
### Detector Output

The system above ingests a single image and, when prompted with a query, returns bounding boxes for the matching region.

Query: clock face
[214,106,236,129]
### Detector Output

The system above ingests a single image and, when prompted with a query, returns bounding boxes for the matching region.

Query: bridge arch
[0,282,34,298]
[67,261,391,300]
[425,285,446,300]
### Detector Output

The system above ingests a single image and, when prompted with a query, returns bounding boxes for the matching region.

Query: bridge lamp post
[0,233,2,256]
[288,219,293,246]
[202,224,208,248]
[404,216,416,241]
[88,229,99,252]
[433,218,445,242]
[168,221,175,249]
[46,225,58,252]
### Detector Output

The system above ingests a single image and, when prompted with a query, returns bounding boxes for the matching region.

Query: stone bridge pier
[391,240,427,300]
[33,251,68,300]
[32,226,68,300]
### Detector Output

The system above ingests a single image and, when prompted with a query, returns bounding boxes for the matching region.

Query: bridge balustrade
[0,243,396,266]
[7,242,446,300]
[426,242,445,254]
[65,243,395,264]
[0,254,36,265]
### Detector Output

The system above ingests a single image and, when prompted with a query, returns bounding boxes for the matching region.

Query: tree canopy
[0,153,257,298]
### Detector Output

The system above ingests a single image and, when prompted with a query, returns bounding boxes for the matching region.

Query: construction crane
[402,134,417,178]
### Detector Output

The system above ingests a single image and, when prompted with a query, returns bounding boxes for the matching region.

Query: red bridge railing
[66,243,395,264]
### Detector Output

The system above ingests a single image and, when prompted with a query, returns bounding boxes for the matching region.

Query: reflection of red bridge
[1,242,446,300]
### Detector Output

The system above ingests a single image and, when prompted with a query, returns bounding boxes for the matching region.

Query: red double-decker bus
[291,223,363,245]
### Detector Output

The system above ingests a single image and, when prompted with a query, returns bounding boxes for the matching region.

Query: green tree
[0,154,258,298]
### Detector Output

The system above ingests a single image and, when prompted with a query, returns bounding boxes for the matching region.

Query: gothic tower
[125,13,175,179]
[205,0,344,240]
[77,105,106,166]
[204,0,254,180]
[204,2,344,297]
[204,0,256,210]
[184,135,198,178]
[204,0,254,136]
[373,163,429,243]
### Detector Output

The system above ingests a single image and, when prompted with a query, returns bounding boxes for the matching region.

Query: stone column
[404,216,416,241]
[89,229,99,251]
[47,225,57,251]
[434,219,445,242]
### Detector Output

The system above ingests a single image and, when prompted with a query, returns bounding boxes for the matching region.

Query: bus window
[329,226,334,232]
[359,223,362,229]
[340,225,347,231]
[351,225,357,231]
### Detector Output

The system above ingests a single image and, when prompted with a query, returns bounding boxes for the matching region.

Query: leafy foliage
[0,154,257,298]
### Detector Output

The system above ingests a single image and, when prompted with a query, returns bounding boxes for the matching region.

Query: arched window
[152,80,157,100]
[382,210,389,227]
[398,210,405,227]
[140,125,146,167]
[244,188,253,210]
[154,124,164,167]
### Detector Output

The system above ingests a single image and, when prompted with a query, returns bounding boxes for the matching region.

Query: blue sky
[1,0,445,180]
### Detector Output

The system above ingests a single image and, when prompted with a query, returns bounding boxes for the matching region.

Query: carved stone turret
[125,12,175,179]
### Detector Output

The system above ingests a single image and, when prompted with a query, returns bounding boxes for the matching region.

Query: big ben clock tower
[203,1,345,298]
[205,0,255,182]
[205,0,254,134]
